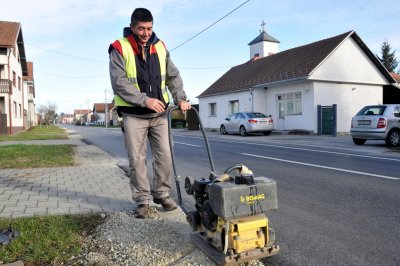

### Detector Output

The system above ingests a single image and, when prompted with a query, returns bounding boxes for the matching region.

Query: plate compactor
[168,107,279,265]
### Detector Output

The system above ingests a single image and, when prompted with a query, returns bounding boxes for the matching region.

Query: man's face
[131,21,153,45]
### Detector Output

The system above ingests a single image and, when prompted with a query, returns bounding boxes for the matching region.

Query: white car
[220,112,274,136]
[350,104,400,147]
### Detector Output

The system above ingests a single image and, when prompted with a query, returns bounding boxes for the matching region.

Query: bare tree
[37,102,57,125]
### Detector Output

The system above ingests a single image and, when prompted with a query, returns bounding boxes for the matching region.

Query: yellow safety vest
[114,37,169,106]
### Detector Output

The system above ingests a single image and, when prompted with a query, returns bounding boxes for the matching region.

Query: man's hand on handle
[178,100,191,112]
[145,98,191,113]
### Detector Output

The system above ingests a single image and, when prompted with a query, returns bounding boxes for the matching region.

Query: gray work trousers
[123,113,172,205]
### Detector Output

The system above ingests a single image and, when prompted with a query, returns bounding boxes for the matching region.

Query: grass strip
[0,126,67,141]
[0,214,103,265]
[0,145,75,169]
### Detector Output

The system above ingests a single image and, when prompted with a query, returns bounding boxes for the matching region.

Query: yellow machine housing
[227,214,268,254]
[185,165,279,265]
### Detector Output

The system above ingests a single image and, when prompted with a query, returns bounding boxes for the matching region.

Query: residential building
[24,61,37,128]
[74,109,91,125]
[92,103,114,125]
[60,114,74,124]
[0,21,28,134]
[109,105,122,126]
[198,29,397,134]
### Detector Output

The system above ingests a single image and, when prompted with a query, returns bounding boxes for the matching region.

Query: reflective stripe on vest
[114,37,170,107]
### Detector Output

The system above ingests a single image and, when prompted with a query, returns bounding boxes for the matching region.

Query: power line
[180,65,233,70]
[36,70,107,79]
[27,1,250,71]
[170,0,251,52]
[26,43,107,63]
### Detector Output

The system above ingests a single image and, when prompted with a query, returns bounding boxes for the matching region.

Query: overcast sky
[2,0,400,113]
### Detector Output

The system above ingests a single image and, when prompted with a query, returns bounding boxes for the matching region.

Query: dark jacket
[109,28,187,117]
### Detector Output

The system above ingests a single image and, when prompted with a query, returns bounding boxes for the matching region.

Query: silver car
[220,112,274,136]
[350,104,400,147]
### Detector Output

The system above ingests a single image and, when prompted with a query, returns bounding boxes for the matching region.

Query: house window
[229,100,239,114]
[19,104,22,117]
[209,103,216,116]
[13,102,17,117]
[254,53,259,58]
[0,48,7,55]
[18,77,21,90]
[13,71,16,87]
[277,92,302,119]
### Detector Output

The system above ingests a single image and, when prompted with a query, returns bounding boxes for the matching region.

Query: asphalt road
[63,124,400,265]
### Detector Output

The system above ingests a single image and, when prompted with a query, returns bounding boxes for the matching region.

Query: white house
[198,29,397,134]
[0,21,29,134]
[92,103,114,125]
[24,61,37,128]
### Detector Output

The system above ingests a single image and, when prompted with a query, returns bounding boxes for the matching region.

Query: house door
[0,114,7,135]
[277,102,285,130]
[317,104,337,136]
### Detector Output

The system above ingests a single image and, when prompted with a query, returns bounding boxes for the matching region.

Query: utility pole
[104,89,108,128]
[86,99,90,124]
[79,104,82,125]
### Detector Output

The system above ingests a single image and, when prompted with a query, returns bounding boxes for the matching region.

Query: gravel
[63,207,266,266]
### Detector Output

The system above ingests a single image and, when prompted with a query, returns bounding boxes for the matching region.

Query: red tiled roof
[0,21,28,76]
[74,109,91,115]
[23,61,34,81]
[391,72,400,83]
[93,103,114,113]
[0,21,20,47]
[198,31,395,97]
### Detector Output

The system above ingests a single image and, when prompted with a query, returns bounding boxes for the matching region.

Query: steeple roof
[248,30,280,45]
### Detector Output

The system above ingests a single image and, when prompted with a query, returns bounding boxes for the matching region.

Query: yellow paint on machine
[228,214,269,254]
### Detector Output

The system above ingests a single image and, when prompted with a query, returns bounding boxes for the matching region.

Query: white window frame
[229,100,239,114]
[277,92,302,119]
[208,102,216,117]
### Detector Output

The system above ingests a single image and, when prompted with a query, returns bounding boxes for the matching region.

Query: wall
[311,37,388,85]
[9,45,24,131]
[199,90,253,129]
[313,82,382,132]
[264,80,314,131]
[0,45,25,132]
[250,41,278,58]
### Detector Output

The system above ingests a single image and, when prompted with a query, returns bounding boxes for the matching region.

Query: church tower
[248,21,280,59]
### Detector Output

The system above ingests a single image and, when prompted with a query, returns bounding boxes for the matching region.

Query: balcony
[0,79,12,94]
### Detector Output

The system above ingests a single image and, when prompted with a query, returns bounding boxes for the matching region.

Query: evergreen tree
[377,41,398,72]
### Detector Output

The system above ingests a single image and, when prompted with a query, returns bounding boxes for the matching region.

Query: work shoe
[153,197,177,211]
[134,204,150,219]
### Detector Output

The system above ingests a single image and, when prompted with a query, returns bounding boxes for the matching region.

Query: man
[109,8,191,218]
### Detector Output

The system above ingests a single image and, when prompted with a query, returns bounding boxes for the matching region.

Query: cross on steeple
[261,20,266,32]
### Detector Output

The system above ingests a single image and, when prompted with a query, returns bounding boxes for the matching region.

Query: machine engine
[185,165,279,260]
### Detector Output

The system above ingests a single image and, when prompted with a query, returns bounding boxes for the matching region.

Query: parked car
[350,104,400,147]
[220,112,274,136]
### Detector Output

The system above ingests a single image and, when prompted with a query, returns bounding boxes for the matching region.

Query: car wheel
[263,131,272,136]
[352,138,366,145]
[240,126,247,136]
[385,129,400,147]
[220,125,227,135]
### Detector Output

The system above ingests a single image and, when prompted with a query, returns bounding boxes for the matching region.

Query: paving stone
[0,137,131,218]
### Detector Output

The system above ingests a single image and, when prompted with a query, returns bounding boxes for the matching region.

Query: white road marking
[174,134,400,162]
[242,153,400,180]
[174,142,201,147]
